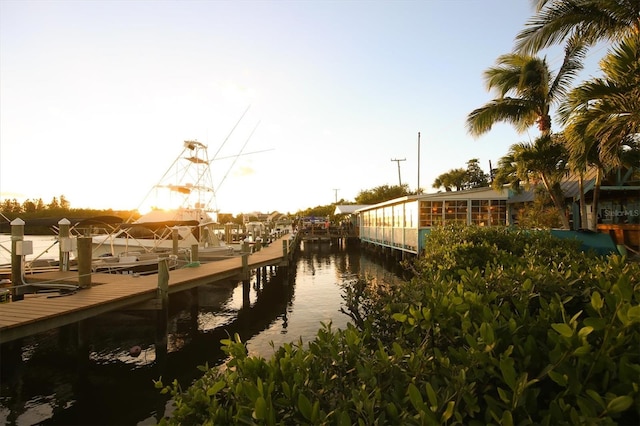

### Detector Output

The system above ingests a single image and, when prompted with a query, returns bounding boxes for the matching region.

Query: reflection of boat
[86,141,235,262]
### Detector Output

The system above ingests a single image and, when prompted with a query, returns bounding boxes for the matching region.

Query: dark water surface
[0,240,406,425]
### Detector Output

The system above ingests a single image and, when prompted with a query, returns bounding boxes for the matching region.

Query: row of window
[420,200,507,227]
[360,199,507,228]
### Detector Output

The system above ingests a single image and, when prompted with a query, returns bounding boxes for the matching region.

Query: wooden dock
[0,235,298,345]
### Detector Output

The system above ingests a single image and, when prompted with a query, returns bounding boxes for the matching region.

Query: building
[356,187,508,257]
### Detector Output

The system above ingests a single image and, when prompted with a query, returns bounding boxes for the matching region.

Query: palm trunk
[540,174,571,230]
[589,167,603,230]
[579,172,588,229]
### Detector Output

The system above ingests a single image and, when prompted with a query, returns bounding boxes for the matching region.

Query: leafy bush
[156,226,640,425]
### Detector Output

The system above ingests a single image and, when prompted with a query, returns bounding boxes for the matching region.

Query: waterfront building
[356,186,508,256]
[353,165,639,258]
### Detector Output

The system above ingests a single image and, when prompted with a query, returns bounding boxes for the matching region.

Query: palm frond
[515,0,640,55]
[466,99,539,137]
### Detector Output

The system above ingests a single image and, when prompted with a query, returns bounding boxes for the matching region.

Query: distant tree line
[1,195,72,215]
[0,195,136,234]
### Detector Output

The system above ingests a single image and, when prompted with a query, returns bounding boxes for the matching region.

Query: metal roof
[333,205,372,215]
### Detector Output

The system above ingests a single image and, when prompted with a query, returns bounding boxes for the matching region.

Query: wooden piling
[10,218,25,301]
[191,244,199,263]
[77,236,92,288]
[155,259,169,364]
[241,253,250,307]
[172,228,179,255]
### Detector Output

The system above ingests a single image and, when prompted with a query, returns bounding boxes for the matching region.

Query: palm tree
[515,0,640,56]
[493,135,571,229]
[466,41,586,138]
[433,168,467,192]
[467,44,585,228]
[558,33,640,229]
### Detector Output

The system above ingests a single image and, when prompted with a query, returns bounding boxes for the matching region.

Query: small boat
[91,252,181,275]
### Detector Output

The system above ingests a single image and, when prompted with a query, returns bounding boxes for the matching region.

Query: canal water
[0,236,406,425]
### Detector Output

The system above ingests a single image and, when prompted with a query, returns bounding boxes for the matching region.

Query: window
[472,200,506,226]
[445,200,467,224]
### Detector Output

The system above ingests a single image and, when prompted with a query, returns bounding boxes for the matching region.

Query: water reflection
[0,242,407,425]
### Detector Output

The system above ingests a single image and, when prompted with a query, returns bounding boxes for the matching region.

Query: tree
[465,158,489,188]
[466,43,586,138]
[59,195,70,210]
[355,185,410,205]
[515,0,640,57]
[467,45,586,229]
[432,168,466,192]
[1,199,22,214]
[48,197,60,210]
[432,159,488,192]
[493,134,571,229]
[22,200,37,213]
[559,33,640,229]
[35,198,46,211]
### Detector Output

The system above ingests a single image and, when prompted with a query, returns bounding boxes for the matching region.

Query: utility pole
[332,188,339,203]
[417,132,421,194]
[391,158,406,186]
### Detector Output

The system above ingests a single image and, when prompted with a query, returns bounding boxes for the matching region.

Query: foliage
[297,205,336,221]
[512,189,565,229]
[156,226,640,425]
[355,184,411,205]
[433,159,489,192]
[515,0,640,56]
[466,45,585,138]
[1,195,71,215]
[492,134,571,229]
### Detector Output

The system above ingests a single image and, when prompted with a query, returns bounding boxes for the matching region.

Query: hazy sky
[0,0,606,215]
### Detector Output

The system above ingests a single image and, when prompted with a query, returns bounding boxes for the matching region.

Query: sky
[0,0,607,216]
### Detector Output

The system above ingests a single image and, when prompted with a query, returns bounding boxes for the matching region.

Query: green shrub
[156,227,640,425]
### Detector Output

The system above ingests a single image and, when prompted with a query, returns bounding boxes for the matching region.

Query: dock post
[191,244,199,263]
[155,259,169,365]
[281,239,290,279]
[224,223,232,244]
[77,236,92,288]
[10,218,25,301]
[58,218,71,272]
[241,253,250,307]
[172,228,179,255]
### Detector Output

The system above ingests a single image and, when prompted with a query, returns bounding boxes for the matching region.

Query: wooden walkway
[0,235,297,345]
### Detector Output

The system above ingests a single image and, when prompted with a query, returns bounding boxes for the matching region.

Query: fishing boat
[87,140,235,263]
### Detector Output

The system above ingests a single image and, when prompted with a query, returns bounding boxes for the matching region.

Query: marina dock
[0,235,298,345]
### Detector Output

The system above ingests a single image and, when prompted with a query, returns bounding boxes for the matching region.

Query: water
[0,237,406,425]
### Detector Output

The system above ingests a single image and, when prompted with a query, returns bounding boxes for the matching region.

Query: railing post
[58,218,71,272]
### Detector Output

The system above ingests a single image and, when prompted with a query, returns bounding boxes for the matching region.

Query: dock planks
[0,235,295,344]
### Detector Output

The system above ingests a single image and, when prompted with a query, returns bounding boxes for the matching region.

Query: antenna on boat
[211,148,274,161]
[210,105,251,162]
[216,120,261,191]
